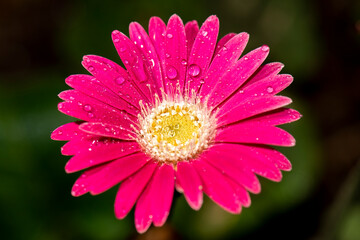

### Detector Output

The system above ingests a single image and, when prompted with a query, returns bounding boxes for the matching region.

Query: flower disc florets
[137,96,216,163]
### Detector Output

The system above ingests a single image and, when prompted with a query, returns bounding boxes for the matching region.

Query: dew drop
[83,105,92,112]
[149,59,155,67]
[114,38,120,43]
[202,31,208,37]
[266,86,274,93]
[167,33,173,39]
[115,76,125,85]
[88,66,95,72]
[87,112,94,118]
[188,64,201,77]
[119,46,126,52]
[166,66,178,80]
[165,53,171,58]
[261,45,269,52]
[181,59,187,65]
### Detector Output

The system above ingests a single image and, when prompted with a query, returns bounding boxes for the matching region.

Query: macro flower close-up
[51,14,301,233]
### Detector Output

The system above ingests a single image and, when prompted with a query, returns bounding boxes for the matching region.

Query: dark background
[0,0,359,239]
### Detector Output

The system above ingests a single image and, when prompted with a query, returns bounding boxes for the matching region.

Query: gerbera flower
[52,14,301,233]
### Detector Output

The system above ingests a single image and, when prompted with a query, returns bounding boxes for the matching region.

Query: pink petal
[193,160,242,213]
[184,20,199,56]
[230,144,292,171]
[51,122,85,141]
[228,179,251,208]
[65,140,140,173]
[58,90,136,127]
[115,162,157,219]
[176,161,203,210]
[215,123,296,147]
[213,33,236,58]
[79,122,136,140]
[71,166,103,197]
[216,96,293,126]
[81,55,145,109]
[148,17,167,64]
[164,14,187,94]
[112,30,156,104]
[242,62,284,88]
[129,22,164,96]
[186,15,219,95]
[71,152,150,196]
[236,108,302,126]
[150,164,175,226]
[135,164,175,232]
[206,45,270,109]
[65,74,140,116]
[61,139,90,156]
[200,145,261,193]
[236,74,293,101]
[134,171,154,234]
[252,145,292,171]
[199,32,249,99]
[235,144,283,181]
[211,143,283,182]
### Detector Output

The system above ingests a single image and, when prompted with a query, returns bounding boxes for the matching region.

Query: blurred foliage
[0,0,359,239]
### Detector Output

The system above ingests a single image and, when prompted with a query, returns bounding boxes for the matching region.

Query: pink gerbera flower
[52,14,301,233]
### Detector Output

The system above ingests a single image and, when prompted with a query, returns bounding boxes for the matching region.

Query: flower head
[52,14,301,233]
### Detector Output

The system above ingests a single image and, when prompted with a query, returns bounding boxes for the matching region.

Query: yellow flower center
[150,105,201,146]
[136,99,216,163]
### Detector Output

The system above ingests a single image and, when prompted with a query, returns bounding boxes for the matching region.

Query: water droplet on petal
[87,112,94,118]
[167,33,173,39]
[83,105,92,112]
[181,59,187,65]
[266,86,274,93]
[88,66,95,72]
[166,66,178,80]
[165,53,171,58]
[202,31,208,37]
[119,46,126,52]
[149,59,155,67]
[188,64,201,77]
[115,76,125,85]
[114,38,120,43]
[261,45,269,52]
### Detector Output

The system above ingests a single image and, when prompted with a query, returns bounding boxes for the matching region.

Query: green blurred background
[0,0,359,239]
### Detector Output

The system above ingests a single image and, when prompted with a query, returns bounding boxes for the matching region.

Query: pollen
[136,96,216,163]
